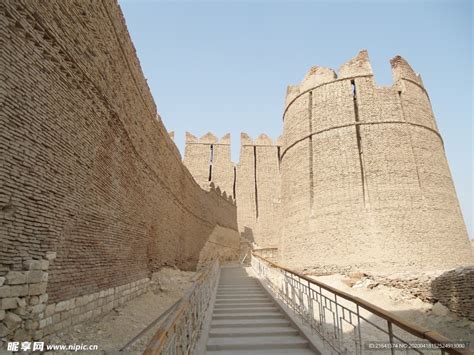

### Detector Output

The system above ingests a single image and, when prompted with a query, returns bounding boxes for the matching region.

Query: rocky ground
[44,267,195,354]
[310,273,474,350]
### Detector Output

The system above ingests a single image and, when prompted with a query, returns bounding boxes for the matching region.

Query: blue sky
[118,0,472,238]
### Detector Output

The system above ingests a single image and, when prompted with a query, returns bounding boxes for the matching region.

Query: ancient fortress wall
[183,133,282,247]
[279,50,472,272]
[247,134,281,247]
[0,0,238,340]
[183,132,235,197]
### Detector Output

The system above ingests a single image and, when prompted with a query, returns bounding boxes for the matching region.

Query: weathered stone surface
[39,294,48,304]
[24,260,43,271]
[40,260,50,271]
[16,298,26,308]
[55,300,70,313]
[432,302,449,316]
[431,267,474,320]
[6,271,26,285]
[29,296,39,306]
[44,304,55,317]
[9,285,28,297]
[0,277,5,287]
[0,286,9,298]
[31,303,46,314]
[0,298,17,310]
[4,312,22,330]
[13,327,30,341]
[0,322,8,337]
[27,271,48,284]
[45,252,57,261]
[25,319,39,330]
[28,283,47,296]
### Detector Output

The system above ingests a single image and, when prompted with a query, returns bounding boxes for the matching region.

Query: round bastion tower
[279,50,472,272]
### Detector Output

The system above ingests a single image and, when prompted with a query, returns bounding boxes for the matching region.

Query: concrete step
[216,294,267,298]
[213,306,277,314]
[217,292,264,295]
[217,290,266,294]
[206,335,309,351]
[216,295,269,300]
[217,290,263,294]
[211,318,291,328]
[215,300,270,305]
[209,327,299,338]
[215,300,273,306]
[214,303,275,309]
[216,297,269,302]
[212,313,284,320]
[217,284,262,290]
[207,349,315,355]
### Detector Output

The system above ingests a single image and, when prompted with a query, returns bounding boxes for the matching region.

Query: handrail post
[250,252,470,355]
[387,320,395,355]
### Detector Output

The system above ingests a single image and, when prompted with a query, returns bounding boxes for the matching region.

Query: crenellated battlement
[240,132,282,147]
[185,131,230,145]
[390,55,424,87]
[209,182,236,205]
[183,131,281,247]
[279,50,471,273]
[284,50,426,113]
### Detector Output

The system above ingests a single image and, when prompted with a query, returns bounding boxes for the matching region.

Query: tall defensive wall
[0,0,239,341]
[183,132,234,197]
[236,133,281,247]
[279,50,472,272]
[183,132,282,247]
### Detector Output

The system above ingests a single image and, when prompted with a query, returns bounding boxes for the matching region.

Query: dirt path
[46,268,195,354]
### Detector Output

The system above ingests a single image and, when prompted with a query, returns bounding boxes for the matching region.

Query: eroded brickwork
[183,132,282,248]
[0,0,238,341]
[431,267,474,320]
[279,50,473,272]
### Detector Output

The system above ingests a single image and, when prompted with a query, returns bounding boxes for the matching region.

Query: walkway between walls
[202,265,318,354]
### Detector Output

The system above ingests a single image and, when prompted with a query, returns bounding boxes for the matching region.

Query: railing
[251,253,472,355]
[253,247,279,260]
[144,260,220,355]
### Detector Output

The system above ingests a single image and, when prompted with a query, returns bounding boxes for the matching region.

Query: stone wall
[0,0,239,342]
[364,267,474,321]
[245,134,281,247]
[183,132,282,248]
[431,267,474,321]
[279,50,473,272]
[183,132,234,197]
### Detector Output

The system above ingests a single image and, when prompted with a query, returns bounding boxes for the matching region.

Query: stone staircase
[205,266,316,354]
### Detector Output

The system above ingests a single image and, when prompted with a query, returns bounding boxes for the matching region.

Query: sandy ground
[45,268,195,354]
[311,274,474,350]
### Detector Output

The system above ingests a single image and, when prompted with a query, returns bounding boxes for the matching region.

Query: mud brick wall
[366,267,474,321]
[183,132,282,248]
[279,50,473,272]
[183,132,235,197]
[431,267,474,321]
[0,0,239,341]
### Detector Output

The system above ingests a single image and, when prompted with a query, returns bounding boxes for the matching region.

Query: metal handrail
[251,252,472,355]
[144,260,220,355]
[120,299,181,352]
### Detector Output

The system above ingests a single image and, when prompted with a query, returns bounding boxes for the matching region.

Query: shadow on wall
[197,225,241,267]
[431,267,474,321]
[239,227,255,263]
[241,227,255,245]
